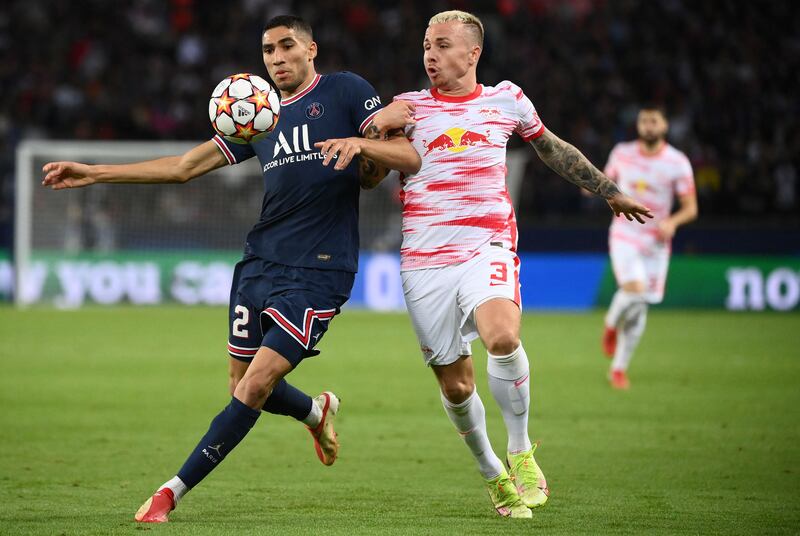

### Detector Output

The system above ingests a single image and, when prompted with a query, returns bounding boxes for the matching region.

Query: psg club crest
[305,102,324,120]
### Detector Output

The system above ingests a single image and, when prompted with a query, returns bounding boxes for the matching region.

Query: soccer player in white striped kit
[601,107,698,389]
[369,10,652,517]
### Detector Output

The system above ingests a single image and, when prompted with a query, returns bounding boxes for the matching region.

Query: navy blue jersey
[212,71,383,272]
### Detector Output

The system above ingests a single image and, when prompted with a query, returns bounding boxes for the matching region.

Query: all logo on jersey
[305,102,325,120]
[273,124,312,157]
[423,127,490,155]
[263,123,333,172]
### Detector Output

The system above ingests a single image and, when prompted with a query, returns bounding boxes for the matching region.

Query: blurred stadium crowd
[1,0,798,252]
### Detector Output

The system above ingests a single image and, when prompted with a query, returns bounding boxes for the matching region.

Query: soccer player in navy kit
[41,15,420,523]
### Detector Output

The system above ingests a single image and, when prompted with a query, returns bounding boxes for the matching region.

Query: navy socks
[175,381,312,490]
[177,397,260,489]
[262,378,313,421]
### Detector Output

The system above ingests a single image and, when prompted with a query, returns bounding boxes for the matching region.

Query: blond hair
[428,10,484,46]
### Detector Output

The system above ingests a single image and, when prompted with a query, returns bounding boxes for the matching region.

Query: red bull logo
[423,127,490,155]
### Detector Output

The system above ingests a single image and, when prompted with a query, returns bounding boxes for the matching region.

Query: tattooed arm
[531,129,653,223]
[531,130,620,198]
[314,123,421,189]
[358,124,391,190]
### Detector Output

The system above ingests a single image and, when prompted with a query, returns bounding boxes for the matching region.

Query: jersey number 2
[233,305,249,338]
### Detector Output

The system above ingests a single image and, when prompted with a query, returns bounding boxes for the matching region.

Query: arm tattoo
[359,124,390,189]
[531,131,621,199]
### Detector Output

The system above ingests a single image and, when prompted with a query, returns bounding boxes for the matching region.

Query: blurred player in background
[371,10,651,518]
[42,15,420,523]
[602,107,698,389]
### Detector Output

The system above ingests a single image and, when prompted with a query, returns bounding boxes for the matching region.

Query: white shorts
[610,237,671,304]
[401,245,520,366]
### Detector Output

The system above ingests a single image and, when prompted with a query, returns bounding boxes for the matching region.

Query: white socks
[487,344,532,454]
[612,301,648,372]
[440,389,504,479]
[302,398,322,428]
[606,290,645,328]
[160,476,189,504]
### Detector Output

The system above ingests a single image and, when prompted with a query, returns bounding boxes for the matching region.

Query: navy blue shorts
[226,257,354,367]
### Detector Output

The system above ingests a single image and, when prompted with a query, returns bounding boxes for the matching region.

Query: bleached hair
[428,10,484,46]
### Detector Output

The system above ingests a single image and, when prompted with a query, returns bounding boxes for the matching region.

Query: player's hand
[373,101,416,136]
[656,219,676,241]
[42,161,96,190]
[314,138,364,171]
[607,193,653,224]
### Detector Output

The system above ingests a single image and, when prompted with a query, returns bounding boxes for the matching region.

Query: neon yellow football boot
[507,444,549,508]
[485,469,532,518]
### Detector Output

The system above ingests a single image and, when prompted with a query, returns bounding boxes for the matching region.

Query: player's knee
[441,379,475,404]
[234,375,277,409]
[485,329,520,356]
[621,281,646,294]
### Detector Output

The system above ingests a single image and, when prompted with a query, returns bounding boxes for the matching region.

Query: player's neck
[280,70,318,101]
[434,74,478,97]
[638,139,666,156]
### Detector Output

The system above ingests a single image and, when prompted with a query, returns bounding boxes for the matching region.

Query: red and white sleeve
[511,83,545,141]
[674,154,696,196]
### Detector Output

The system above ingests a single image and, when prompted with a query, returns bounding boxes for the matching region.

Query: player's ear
[307,40,318,62]
[468,45,482,66]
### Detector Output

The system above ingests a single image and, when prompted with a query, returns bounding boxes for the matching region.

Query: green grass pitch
[0,307,798,535]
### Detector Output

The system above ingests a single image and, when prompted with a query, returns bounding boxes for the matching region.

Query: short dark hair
[263,15,313,40]
[639,104,667,118]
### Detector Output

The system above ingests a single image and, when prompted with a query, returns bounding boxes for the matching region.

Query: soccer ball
[208,73,280,144]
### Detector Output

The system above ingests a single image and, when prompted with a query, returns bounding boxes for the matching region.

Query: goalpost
[14,140,528,308]
[14,140,264,307]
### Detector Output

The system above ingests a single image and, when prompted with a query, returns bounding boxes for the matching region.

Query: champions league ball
[209,73,280,144]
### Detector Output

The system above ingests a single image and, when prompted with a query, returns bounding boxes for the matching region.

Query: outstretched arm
[42,140,228,190]
[313,122,421,189]
[355,100,420,189]
[531,130,653,223]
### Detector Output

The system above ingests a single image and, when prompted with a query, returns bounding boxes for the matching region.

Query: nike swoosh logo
[514,374,529,387]
[489,282,507,286]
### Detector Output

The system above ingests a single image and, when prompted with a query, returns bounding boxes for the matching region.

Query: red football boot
[609,369,630,390]
[134,487,175,523]
[306,391,340,466]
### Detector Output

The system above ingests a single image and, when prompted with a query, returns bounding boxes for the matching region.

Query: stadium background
[1,0,799,310]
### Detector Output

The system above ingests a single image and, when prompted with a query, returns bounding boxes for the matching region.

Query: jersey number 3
[490,262,508,285]
[233,305,249,338]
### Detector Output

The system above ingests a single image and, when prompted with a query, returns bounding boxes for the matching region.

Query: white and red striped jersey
[604,141,695,250]
[395,81,544,271]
